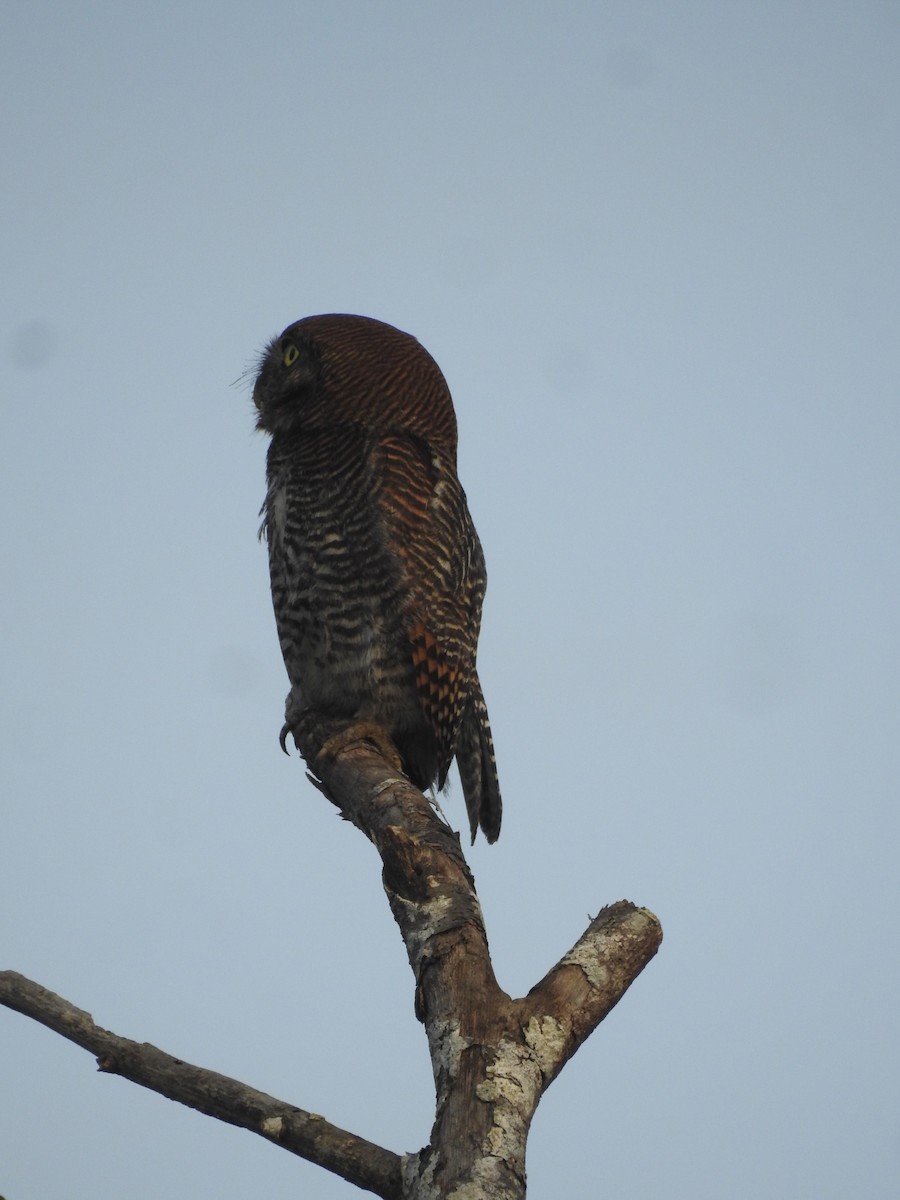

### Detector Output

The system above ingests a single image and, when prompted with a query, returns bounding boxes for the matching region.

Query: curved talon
[279,723,292,755]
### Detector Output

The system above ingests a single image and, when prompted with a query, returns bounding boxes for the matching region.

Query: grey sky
[3,3,899,1197]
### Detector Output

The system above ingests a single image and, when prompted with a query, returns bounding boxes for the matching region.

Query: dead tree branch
[293,721,663,1198]
[0,970,402,1198]
[2,722,662,1198]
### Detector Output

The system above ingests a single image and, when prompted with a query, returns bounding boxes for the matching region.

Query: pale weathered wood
[292,721,663,1199]
[1,720,662,1198]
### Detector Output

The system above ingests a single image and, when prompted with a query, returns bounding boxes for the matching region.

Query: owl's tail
[456,681,502,844]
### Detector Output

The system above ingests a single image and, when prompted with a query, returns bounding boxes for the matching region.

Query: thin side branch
[520,901,663,1087]
[0,971,402,1200]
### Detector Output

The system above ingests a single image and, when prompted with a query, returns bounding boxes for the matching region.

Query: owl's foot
[280,708,327,757]
[319,719,404,775]
[281,712,404,776]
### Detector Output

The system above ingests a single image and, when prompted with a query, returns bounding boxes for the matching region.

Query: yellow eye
[283,343,299,367]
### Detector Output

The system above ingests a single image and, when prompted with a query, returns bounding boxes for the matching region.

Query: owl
[253,314,502,843]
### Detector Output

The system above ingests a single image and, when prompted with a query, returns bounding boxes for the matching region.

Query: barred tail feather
[456,682,502,844]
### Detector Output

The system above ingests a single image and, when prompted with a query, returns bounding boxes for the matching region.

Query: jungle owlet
[253,314,502,843]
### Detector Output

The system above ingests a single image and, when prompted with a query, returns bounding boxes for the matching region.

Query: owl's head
[253,313,458,447]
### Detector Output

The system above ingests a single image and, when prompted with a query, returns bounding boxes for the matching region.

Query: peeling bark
[1,724,662,1198]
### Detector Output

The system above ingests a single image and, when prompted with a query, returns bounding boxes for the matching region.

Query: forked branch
[293,722,663,1198]
[2,725,661,1199]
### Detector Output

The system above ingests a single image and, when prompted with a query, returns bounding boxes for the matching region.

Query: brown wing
[372,432,484,784]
